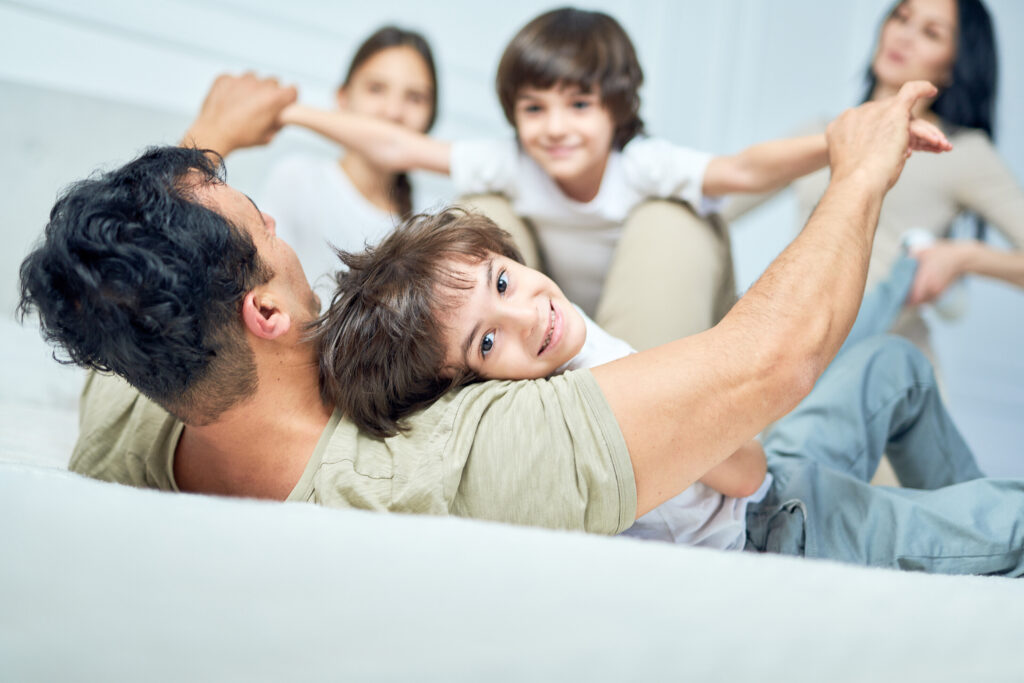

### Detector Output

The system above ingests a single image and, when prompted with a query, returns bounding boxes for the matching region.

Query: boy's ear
[241,291,292,340]
[335,87,348,110]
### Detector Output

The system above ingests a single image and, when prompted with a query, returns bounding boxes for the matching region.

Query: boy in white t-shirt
[280,8,948,319]
[312,209,922,548]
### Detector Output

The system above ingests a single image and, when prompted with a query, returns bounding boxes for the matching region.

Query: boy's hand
[908,117,952,154]
[826,80,940,194]
[181,73,298,156]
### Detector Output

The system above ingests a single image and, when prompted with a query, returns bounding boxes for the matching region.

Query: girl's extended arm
[702,119,951,197]
[698,440,768,498]
[279,103,452,175]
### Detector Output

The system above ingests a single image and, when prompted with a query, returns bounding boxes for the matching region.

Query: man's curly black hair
[18,146,273,424]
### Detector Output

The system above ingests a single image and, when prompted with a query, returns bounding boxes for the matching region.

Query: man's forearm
[594,82,939,518]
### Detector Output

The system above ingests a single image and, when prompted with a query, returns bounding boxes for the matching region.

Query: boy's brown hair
[312,208,523,438]
[496,7,645,150]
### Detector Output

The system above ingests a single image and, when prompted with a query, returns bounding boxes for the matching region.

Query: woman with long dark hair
[260,25,438,293]
[729,0,1024,366]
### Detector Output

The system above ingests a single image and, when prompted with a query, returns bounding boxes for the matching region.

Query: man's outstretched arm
[591,82,940,517]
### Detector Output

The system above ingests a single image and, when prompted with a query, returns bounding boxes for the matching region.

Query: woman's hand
[907,240,972,304]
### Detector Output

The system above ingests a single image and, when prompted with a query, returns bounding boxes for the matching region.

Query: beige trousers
[458,195,736,351]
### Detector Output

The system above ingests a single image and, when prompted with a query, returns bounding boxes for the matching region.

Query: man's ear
[241,291,292,340]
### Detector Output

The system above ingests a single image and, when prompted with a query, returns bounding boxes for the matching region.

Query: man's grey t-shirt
[70,371,637,534]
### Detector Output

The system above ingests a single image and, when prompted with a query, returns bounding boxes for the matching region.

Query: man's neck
[173,352,333,500]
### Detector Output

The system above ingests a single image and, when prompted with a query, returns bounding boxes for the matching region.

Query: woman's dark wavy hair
[312,208,522,438]
[863,0,998,138]
[18,146,273,424]
[863,0,998,238]
[342,25,438,218]
[497,7,645,150]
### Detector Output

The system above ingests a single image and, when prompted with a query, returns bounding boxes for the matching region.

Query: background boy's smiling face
[513,84,616,202]
[438,253,586,380]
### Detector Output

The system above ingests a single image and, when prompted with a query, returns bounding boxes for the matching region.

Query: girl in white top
[279,9,950,317]
[260,26,439,297]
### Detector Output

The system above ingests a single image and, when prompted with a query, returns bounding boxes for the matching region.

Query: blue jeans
[746,334,1024,575]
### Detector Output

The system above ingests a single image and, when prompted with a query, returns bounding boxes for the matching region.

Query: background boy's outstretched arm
[592,82,939,519]
[278,103,452,175]
[701,118,951,197]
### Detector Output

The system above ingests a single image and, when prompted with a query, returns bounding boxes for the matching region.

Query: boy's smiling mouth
[538,300,557,355]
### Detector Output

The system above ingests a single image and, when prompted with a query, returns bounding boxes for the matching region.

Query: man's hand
[181,73,298,157]
[826,81,942,194]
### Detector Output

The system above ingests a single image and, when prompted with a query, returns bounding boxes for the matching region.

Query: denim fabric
[747,335,1024,575]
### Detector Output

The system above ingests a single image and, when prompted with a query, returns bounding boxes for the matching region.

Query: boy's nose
[501,299,539,340]
[544,109,567,137]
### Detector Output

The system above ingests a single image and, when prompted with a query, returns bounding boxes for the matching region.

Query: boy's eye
[496,270,508,294]
[481,331,495,357]
[572,100,591,109]
[520,103,543,114]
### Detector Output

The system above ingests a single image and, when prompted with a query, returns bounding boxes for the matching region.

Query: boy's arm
[703,134,829,197]
[592,82,939,518]
[279,104,452,175]
[698,440,767,499]
[702,119,951,197]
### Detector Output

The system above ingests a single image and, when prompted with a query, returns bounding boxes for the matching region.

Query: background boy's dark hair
[313,208,523,438]
[496,7,645,150]
[18,146,274,425]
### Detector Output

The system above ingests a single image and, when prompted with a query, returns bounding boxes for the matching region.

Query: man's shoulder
[301,372,634,534]
[70,372,180,489]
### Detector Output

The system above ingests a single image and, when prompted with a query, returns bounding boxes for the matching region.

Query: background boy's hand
[826,80,940,194]
[181,73,298,156]
[908,117,952,154]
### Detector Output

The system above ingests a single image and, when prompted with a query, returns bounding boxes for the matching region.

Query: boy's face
[437,252,587,380]
[513,83,616,202]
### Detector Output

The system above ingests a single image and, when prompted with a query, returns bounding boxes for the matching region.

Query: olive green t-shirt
[70,371,637,534]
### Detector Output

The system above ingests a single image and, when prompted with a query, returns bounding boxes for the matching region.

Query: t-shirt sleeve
[441,370,636,534]
[449,139,521,198]
[621,137,719,214]
[69,371,180,490]
[951,131,1024,248]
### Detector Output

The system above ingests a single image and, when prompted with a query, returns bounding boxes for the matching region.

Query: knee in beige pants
[597,200,736,351]
[456,194,543,271]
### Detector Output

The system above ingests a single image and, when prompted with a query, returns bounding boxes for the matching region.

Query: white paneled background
[2,0,1022,474]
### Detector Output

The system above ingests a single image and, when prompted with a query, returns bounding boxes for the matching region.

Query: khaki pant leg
[456,194,542,271]
[596,200,736,351]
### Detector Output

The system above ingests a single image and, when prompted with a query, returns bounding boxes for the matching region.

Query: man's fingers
[896,80,939,110]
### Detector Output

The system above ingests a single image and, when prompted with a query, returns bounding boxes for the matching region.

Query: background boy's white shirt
[559,305,771,550]
[450,137,717,315]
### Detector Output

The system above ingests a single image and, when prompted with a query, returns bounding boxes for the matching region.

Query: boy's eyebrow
[460,257,494,366]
